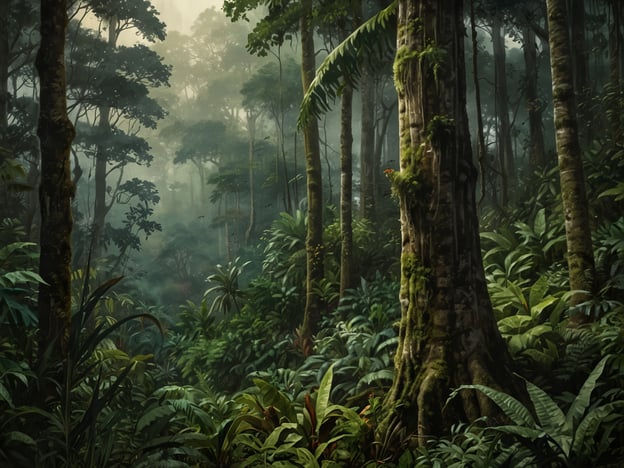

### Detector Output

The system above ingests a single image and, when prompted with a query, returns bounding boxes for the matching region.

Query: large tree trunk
[546,0,596,316]
[340,84,354,297]
[299,0,324,347]
[36,0,75,361]
[381,0,520,447]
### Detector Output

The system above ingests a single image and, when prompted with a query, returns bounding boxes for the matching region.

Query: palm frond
[297,1,397,128]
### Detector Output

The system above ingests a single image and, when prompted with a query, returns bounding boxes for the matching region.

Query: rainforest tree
[381,0,521,445]
[546,0,596,317]
[36,0,75,360]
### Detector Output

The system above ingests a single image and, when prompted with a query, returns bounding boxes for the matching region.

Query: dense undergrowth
[1,144,624,466]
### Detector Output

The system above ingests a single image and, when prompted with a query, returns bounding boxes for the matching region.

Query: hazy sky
[150,0,222,33]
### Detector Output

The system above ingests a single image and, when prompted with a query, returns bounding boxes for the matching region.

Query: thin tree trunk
[0,0,7,135]
[546,0,596,318]
[299,0,324,348]
[36,0,75,361]
[608,0,622,140]
[469,0,487,203]
[523,22,546,171]
[245,110,256,245]
[340,84,354,297]
[381,0,520,448]
[570,0,592,142]
[92,15,117,257]
[492,14,514,204]
[360,63,376,220]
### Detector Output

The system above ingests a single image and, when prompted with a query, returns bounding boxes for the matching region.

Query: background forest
[1,0,623,466]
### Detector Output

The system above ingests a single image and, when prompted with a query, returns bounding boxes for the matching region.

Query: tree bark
[546,0,596,315]
[523,22,546,171]
[299,0,324,347]
[0,0,8,135]
[492,14,514,204]
[570,0,592,143]
[36,0,75,360]
[469,0,487,203]
[340,83,354,297]
[381,0,520,448]
[360,63,376,220]
[608,0,622,141]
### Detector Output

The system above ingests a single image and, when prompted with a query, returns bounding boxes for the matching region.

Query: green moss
[427,115,454,143]
[393,45,419,92]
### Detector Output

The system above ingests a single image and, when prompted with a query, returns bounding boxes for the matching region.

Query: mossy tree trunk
[546,0,596,315]
[299,0,324,348]
[339,82,354,297]
[36,0,75,361]
[360,63,376,220]
[381,0,520,448]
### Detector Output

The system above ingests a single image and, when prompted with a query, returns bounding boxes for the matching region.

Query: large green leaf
[315,365,333,424]
[528,276,549,312]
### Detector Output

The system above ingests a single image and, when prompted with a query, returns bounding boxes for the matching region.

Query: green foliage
[227,367,370,466]
[0,241,41,330]
[262,210,307,284]
[481,207,567,287]
[204,257,251,316]
[298,2,396,126]
[412,419,530,468]
[175,275,303,392]
[494,276,568,375]
[451,356,624,466]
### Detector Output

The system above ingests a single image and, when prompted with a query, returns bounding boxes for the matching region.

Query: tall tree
[339,80,354,296]
[224,0,325,346]
[381,0,520,444]
[546,0,596,318]
[299,0,324,345]
[491,11,514,204]
[36,0,75,360]
[68,0,168,265]
[0,0,7,136]
[521,4,546,171]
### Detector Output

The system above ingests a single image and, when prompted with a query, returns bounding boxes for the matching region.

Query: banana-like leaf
[316,365,334,425]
